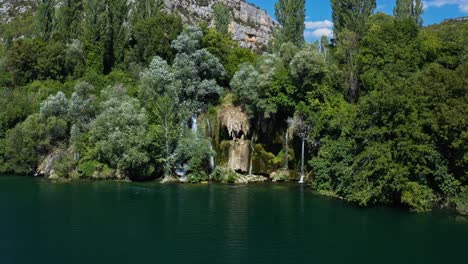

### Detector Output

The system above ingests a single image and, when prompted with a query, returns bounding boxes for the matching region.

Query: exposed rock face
[219,101,252,173]
[219,104,250,139]
[227,138,250,173]
[164,0,276,49]
[0,0,35,23]
[442,16,468,23]
[36,150,63,178]
[234,173,266,183]
[1,0,276,49]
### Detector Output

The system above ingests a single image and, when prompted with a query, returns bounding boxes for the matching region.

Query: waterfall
[299,138,305,184]
[285,129,289,169]
[299,175,305,184]
[206,119,215,172]
[175,162,188,181]
[191,115,198,132]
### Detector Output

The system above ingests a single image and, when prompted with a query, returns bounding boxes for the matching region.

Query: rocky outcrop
[164,0,276,49]
[219,102,252,173]
[1,0,276,49]
[234,173,267,183]
[442,16,468,23]
[219,104,250,139]
[0,0,35,23]
[227,138,250,173]
[36,151,61,178]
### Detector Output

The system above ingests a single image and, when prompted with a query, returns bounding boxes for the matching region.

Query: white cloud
[305,20,333,29]
[423,0,468,13]
[304,19,334,40]
[304,28,334,38]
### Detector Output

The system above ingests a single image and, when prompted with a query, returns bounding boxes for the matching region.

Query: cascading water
[175,162,188,181]
[285,129,289,169]
[299,138,305,184]
[299,175,305,184]
[191,115,198,132]
[176,115,199,182]
[206,119,215,172]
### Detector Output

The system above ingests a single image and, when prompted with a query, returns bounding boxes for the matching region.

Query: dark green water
[1,176,467,264]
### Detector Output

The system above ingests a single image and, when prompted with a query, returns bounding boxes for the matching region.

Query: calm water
[1,176,467,264]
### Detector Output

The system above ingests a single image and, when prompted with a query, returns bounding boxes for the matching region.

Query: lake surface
[1,176,467,264]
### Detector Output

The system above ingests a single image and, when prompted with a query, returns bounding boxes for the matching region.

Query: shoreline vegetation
[0,1,467,215]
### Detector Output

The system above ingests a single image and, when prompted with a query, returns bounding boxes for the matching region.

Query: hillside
[0,0,276,49]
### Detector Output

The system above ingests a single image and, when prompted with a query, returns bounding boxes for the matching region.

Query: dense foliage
[0,0,466,213]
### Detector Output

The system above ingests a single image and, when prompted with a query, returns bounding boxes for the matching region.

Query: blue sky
[248,0,468,41]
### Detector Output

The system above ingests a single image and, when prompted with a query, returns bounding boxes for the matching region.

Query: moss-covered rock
[270,169,289,182]
[251,144,284,175]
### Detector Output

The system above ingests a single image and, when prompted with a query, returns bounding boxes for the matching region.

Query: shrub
[455,187,468,216]
[77,160,100,178]
[187,172,208,184]
[401,182,435,212]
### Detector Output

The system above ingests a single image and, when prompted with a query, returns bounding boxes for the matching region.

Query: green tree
[139,56,174,104]
[131,0,165,23]
[147,94,186,179]
[89,85,150,177]
[131,12,183,64]
[3,114,68,175]
[102,0,131,73]
[202,28,256,80]
[69,82,96,160]
[81,0,106,73]
[274,0,306,45]
[358,13,423,92]
[170,27,225,113]
[331,0,376,102]
[171,26,204,54]
[55,0,83,41]
[212,2,232,36]
[37,0,56,40]
[394,0,423,26]
[40,92,69,120]
[6,39,68,85]
[331,0,376,36]
[175,130,214,179]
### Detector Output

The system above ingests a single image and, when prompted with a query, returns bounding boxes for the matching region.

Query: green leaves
[90,85,149,176]
[401,182,435,212]
[212,2,232,36]
[394,0,423,26]
[131,12,183,64]
[274,0,305,45]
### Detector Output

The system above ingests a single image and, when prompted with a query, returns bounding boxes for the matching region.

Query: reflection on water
[0,177,467,264]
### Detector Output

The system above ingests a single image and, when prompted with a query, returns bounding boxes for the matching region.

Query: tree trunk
[347,70,359,103]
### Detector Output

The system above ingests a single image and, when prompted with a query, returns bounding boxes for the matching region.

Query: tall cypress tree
[331,0,376,103]
[131,0,165,23]
[81,0,106,73]
[331,0,376,37]
[37,0,56,40]
[274,0,306,45]
[213,2,232,36]
[394,0,423,26]
[55,0,84,41]
[103,0,131,74]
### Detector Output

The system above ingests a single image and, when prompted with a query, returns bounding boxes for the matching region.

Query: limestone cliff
[163,0,277,49]
[1,0,277,49]
[0,0,34,23]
